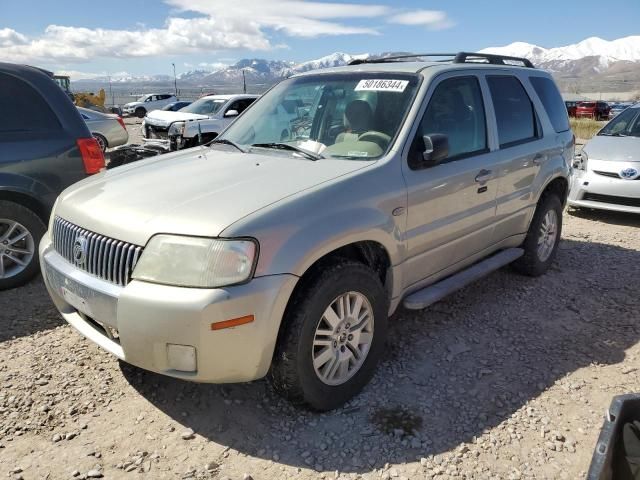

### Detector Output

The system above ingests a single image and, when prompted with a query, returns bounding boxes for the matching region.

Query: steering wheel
[358,131,392,148]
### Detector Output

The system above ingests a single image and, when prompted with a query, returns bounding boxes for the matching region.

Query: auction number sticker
[355,79,409,93]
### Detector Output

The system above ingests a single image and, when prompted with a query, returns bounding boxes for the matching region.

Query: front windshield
[599,107,640,137]
[219,73,420,159]
[136,95,150,102]
[180,97,226,115]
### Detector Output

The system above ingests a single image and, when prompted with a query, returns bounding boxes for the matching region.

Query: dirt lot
[1,209,639,480]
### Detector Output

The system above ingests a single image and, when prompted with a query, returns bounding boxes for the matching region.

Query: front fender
[220,161,408,297]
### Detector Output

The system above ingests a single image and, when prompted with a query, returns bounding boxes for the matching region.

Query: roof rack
[348,52,535,69]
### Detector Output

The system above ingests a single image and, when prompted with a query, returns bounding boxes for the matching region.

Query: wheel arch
[0,188,50,224]
[539,175,569,207]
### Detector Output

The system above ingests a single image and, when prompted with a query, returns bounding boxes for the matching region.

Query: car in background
[142,94,258,150]
[576,101,610,120]
[78,107,128,152]
[569,103,640,213]
[0,62,104,290]
[162,101,191,112]
[608,103,631,119]
[122,94,177,118]
[565,101,577,117]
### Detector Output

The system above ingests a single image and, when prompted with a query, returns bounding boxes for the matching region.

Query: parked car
[122,94,177,118]
[565,101,577,117]
[40,52,572,410]
[0,63,104,290]
[608,102,631,119]
[568,103,640,213]
[576,101,611,120]
[161,101,191,112]
[141,94,258,150]
[78,107,128,152]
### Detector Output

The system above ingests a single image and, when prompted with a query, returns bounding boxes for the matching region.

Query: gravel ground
[1,209,639,480]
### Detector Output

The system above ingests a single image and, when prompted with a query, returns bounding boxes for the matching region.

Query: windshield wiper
[210,138,247,153]
[250,142,323,161]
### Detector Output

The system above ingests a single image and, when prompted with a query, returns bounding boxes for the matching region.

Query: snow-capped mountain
[72,36,640,95]
[481,36,640,69]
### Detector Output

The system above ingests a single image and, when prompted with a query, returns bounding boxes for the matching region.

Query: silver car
[41,53,572,410]
[569,103,640,213]
[78,107,129,152]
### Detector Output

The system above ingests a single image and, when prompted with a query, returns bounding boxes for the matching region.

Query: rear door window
[529,76,570,133]
[0,72,61,133]
[487,76,538,148]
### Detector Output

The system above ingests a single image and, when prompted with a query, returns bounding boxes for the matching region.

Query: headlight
[573,150,588,170]
[132,235,258,288]
[168,122,185,136]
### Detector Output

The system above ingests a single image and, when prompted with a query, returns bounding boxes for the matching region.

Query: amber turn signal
[211,315,255,330]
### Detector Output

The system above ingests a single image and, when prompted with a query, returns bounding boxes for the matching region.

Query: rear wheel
[512,194,562,277]
[269,261,388,410]
[93,133,108,152]
[0,201,46,290]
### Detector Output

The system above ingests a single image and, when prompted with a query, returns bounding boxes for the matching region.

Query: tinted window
[488,76,537,147]
[530,76,570,133]
[0,73,61,133]
[415,76,487,160]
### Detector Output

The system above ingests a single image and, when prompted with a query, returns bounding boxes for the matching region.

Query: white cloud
[0,1,453,65]
[388,10,455,30]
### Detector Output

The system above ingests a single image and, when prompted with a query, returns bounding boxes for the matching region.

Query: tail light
[116,116,126,131]
[77,138,105,174]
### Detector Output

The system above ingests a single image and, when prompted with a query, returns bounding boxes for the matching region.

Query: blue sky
[1,0,638,78]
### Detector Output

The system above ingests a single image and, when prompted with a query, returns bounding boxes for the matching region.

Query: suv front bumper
[39,232,298,383]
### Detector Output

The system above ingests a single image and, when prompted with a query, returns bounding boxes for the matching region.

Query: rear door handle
[475,169,492,183]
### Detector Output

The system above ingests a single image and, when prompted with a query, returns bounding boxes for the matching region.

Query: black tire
[512,193,563,277]
[93,133,108,152]
[135,107,146,119]
[0,201,46,290]
[269,261,388,411]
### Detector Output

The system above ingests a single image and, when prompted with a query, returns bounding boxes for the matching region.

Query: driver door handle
[532,153,545,165]
[475,169,492,183]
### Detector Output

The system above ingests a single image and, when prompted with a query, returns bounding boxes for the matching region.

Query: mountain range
[74,36,640,95]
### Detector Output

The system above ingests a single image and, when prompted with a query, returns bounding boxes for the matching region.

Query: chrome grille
[52,216,143,286]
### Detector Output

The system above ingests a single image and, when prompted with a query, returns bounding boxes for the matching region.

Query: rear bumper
[40,232,298,383]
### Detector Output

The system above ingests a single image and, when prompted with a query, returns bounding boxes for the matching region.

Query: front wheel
[512,194,563,277]
[0,201,45,290]
[269,261,388,410]
[135,107,146,118]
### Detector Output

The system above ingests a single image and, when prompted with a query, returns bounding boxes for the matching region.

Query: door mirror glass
[225,109,239,118]
[422,134,449,167]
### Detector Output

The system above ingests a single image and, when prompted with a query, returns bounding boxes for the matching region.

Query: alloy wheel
[537,209,558,262]
[0,219,35,279]
[312,291,374,386]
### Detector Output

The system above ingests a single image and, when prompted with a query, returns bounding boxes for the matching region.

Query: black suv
[0,63,105,290]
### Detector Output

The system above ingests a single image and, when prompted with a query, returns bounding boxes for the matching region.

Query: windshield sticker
[355,79,409,93]
[347,151,370,157]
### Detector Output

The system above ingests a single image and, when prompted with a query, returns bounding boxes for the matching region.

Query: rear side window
[487,76,537,148]
[0,72,61,133]
[530,76,570,133]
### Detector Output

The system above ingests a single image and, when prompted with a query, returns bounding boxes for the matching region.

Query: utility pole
[242,69,246,94]
[172,63,178,97]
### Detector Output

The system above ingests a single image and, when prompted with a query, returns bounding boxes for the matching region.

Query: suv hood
[55,147,370,246]
[145,110,209,127]
[584,135,640,162]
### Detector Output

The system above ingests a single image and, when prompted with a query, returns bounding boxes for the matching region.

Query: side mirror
[422,134,449,167]
[224,109,239,118]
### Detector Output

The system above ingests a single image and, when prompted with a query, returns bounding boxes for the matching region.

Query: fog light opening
[167,344,197,373]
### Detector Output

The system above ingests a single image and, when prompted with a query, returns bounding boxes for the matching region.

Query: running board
[402,248,524,310]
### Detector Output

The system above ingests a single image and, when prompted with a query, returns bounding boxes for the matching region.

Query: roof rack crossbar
[348,51,535,68]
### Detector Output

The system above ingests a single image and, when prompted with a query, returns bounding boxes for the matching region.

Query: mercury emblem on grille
[73,236,88,265]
